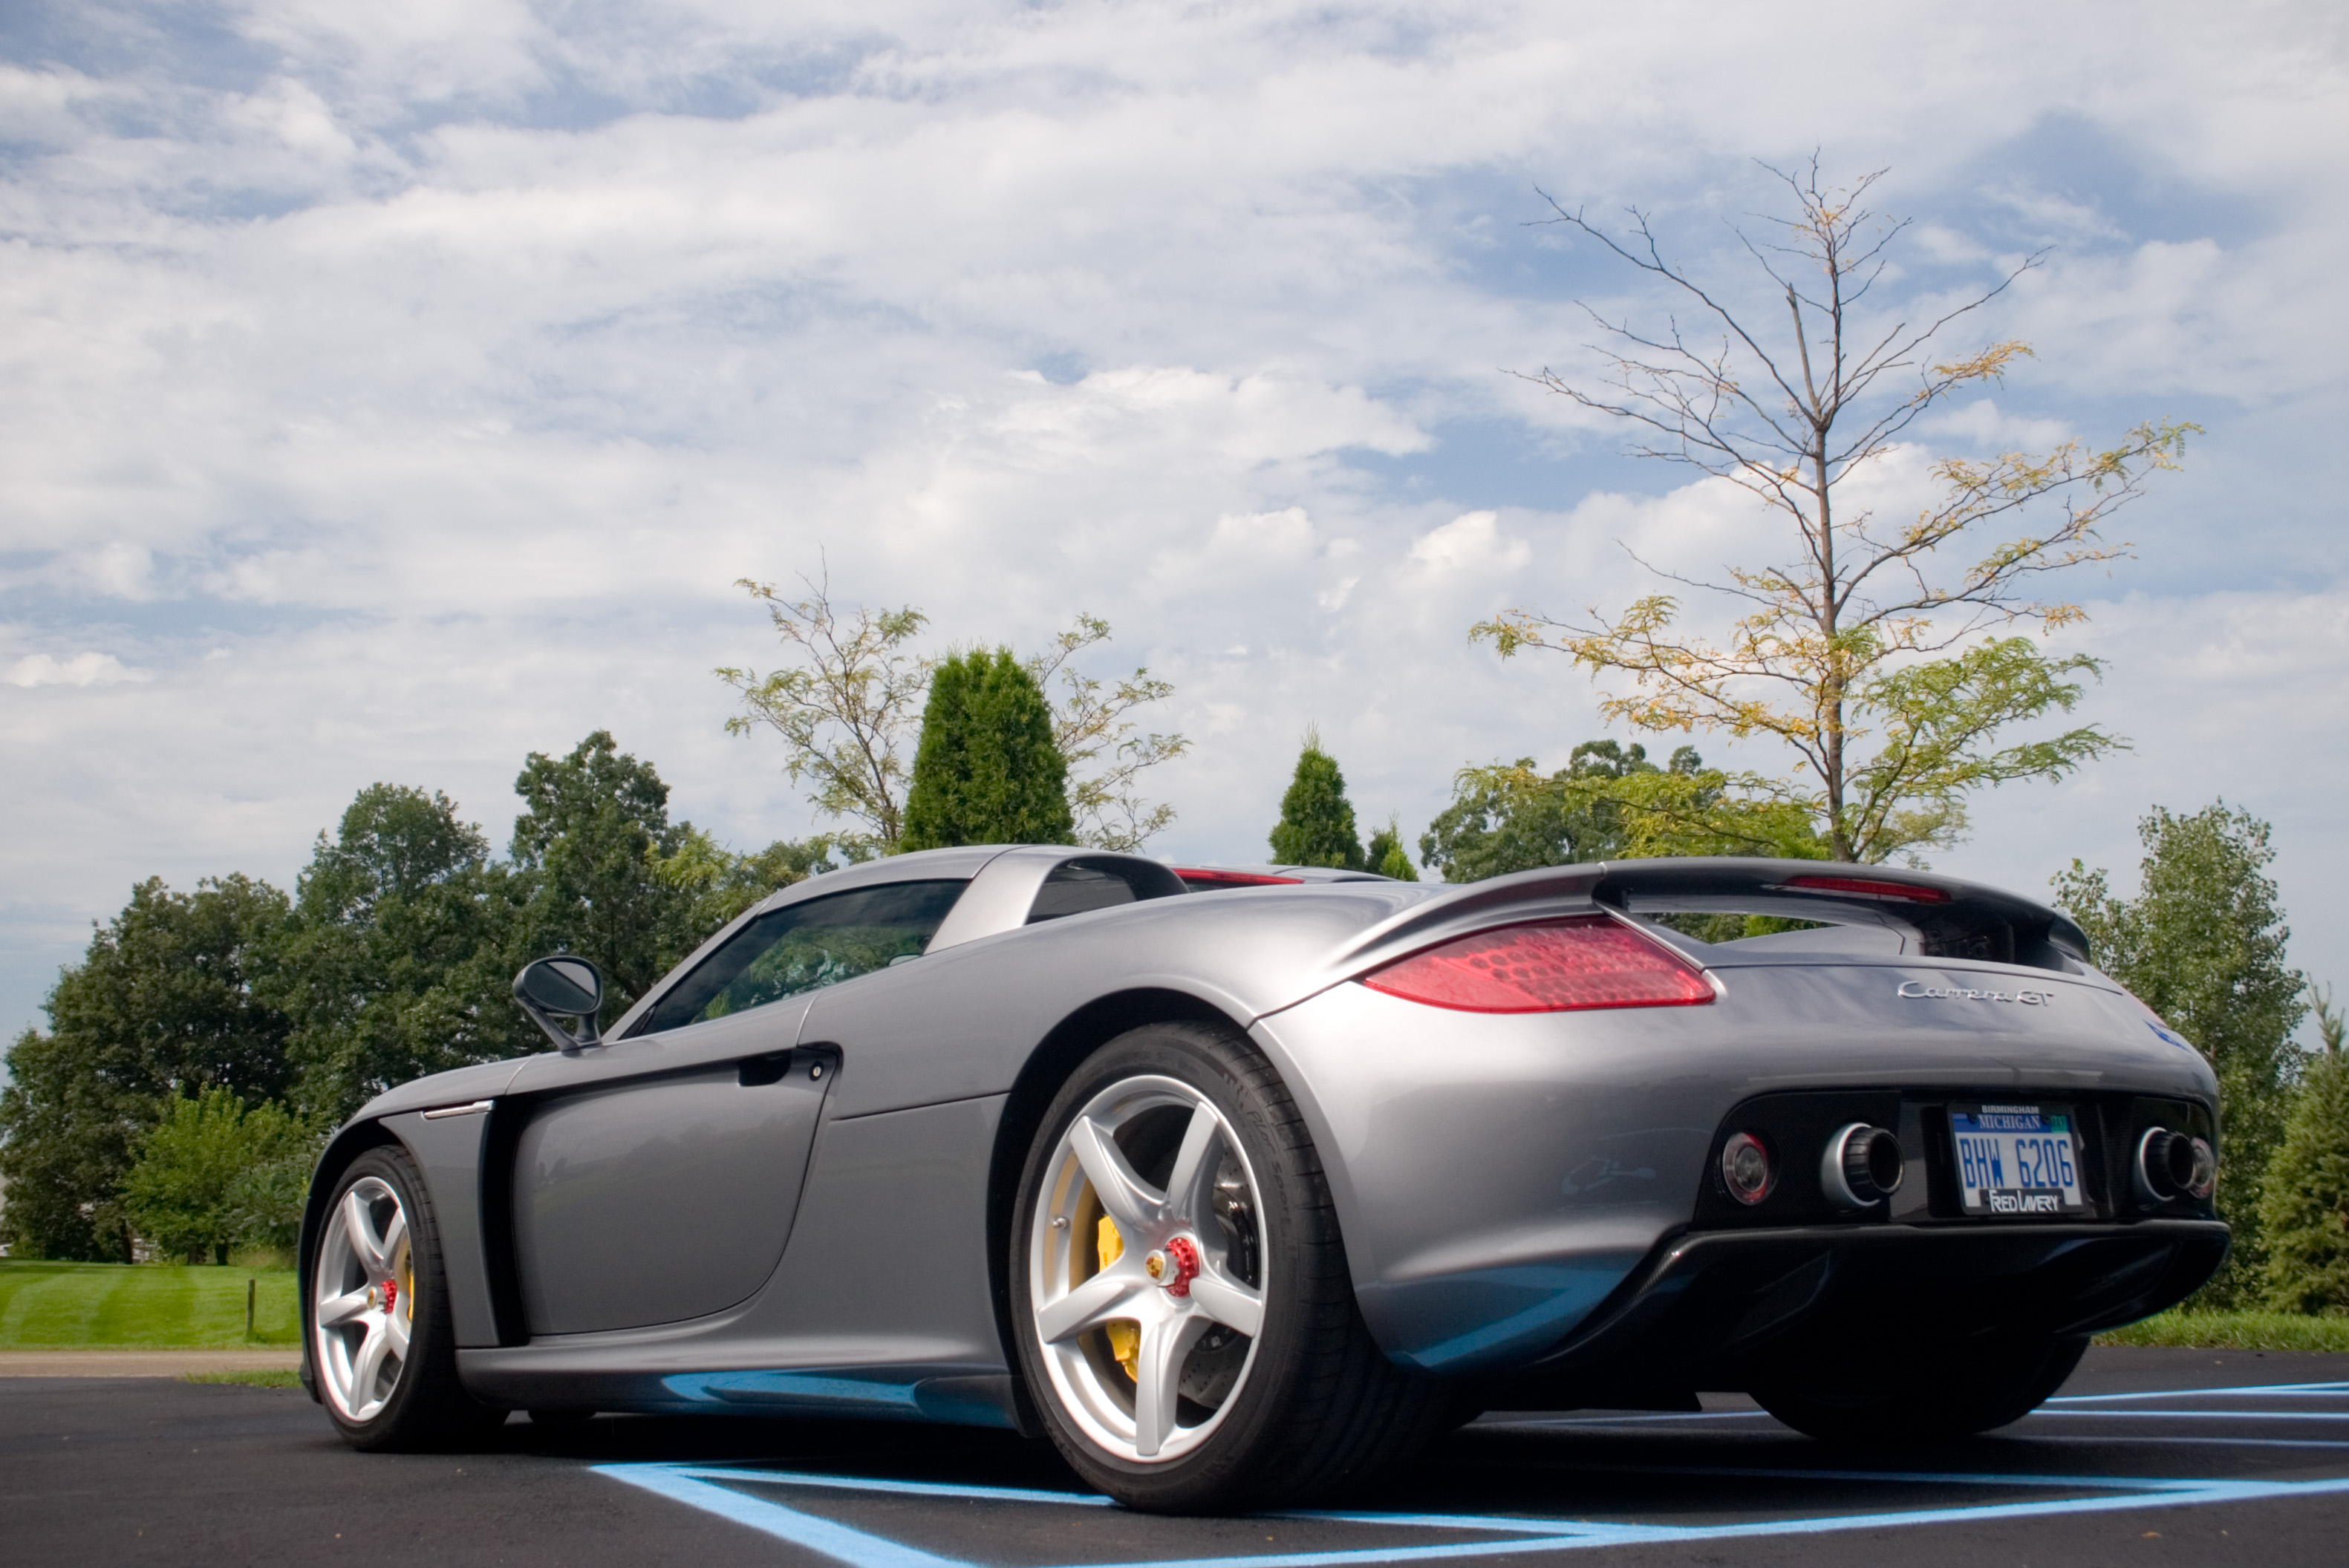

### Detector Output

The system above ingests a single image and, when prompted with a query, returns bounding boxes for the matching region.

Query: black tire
[1010,1020,1443,1513]
[307,1145,504,1451]
[1754,1330,2089,1445]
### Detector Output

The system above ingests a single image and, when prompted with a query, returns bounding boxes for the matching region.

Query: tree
[723,578,1187,855]
[120,1088,319,1264]
[1027,613,1193,851]
[1268,733,1365,870]
[0,875,292,1260]
[1423,739,1825,881]
[720,574,934,857]
[510,731,701,1012]
[2053,803,2307,1305]
[264,785,535,1123]
[650,828,843,935]
[2260,1022,2349,1315]
[1366,818,1418,881]
[899,650,1076,849]
[1475,160,2192,864]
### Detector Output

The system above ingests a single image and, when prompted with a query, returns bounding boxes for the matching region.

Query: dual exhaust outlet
[1720,1118,2218,1211]
[1721,1123,1903,1209]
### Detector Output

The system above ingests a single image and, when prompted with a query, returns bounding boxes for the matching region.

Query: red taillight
[1776,874,1952,904]
[1361,916,1716,1013]
[1175,869,1303,889]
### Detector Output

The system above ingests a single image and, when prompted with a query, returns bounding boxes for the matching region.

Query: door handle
[737,1052,793,1087]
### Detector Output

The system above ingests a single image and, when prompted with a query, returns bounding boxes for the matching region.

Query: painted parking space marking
[597,1453,2349,1566]
[2049,1381,2349,1402]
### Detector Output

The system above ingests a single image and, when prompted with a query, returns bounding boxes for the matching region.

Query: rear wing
[1325,858,2091,979]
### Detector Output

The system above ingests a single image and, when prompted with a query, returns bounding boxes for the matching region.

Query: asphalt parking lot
[6,1348,2348,1566]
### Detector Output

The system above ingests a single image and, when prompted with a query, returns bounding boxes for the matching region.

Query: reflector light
[1778,874,1952,904]
[1361,915,1716,1013]
[1174,868,1303,888]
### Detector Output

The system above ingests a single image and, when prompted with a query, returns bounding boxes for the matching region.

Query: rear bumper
[1467,1218,2228,1408]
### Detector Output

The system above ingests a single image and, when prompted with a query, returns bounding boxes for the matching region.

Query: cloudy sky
[3,1,2344,1045]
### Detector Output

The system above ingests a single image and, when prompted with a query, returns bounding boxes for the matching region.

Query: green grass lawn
[2094,1309,2349,1352]
[0,1261,302,1348]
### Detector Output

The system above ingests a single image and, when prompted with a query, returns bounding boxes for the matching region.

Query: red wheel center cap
[1162,1235,1201,1298]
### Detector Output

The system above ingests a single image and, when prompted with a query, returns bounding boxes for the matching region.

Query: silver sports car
[299,846,2226,1512]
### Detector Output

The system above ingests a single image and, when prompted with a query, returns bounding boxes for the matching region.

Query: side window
[1026,858,1182,924]
[636,881,966,1035]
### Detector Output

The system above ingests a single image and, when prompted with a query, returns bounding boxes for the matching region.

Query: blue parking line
[2028,1408,2349,1421]
[594,1460,2349,1568]
[2052,1381,2349,1403]
[597,1463,967,1568]
[658,1466,1114,1507]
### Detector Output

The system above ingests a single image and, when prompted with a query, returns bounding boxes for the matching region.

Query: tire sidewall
[1010,1022,1329,1503]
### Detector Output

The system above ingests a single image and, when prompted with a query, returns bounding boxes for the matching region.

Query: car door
[501,878,968,1336]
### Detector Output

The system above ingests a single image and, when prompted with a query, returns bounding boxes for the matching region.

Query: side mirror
[513,956,605,1054]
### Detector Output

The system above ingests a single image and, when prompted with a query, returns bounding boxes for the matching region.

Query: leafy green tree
[264,785,533,1123]
[720,575,934,856]
[899,649,1075,850]
[2260,995,2349,1314]
[1421,739,1828,881]
[1366,818,1418,881]
[509,731,700,1010]
[120,1088,321,1264]
[2053,803,2308,1304]
[1027,614,1192,850]
[1477,162,2189,863]
[0,875,292,1260]
[1269,733,1365,870]
[651,828,844,935]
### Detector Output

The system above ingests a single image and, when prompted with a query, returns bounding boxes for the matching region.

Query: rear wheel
[1011,1021,1441,1513]
[1754,1330,2088,1444]
[309,1146,503,1450]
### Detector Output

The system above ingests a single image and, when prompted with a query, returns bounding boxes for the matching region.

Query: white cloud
[1,0,2345,1042]
[1409,511,1528,575]
[6,652,147,688]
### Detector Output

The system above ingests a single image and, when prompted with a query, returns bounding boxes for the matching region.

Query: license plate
[1949,1103,2088,1216]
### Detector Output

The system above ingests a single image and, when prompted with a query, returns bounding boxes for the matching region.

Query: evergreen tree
[1268,732,1365,870]
[1366,817,1418,881]
[0,875,292,1260]
[2053,803,2308,1305]
[2260,1030,2349,1315]
[899,649,1075,849]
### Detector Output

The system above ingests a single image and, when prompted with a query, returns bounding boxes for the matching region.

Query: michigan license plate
[1950,1103,2088,1216]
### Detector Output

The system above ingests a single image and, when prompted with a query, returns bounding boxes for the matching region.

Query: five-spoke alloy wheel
[307,1146,499,1449]
[1027,1071,1268,1463]
[1011,1022,1441,1513]
[313,1172,415,1423]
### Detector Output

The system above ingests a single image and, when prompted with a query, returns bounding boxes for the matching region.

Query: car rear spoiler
[1328,858,2092,978]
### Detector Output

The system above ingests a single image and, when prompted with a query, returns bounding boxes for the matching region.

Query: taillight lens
[1361,915,1716,1013]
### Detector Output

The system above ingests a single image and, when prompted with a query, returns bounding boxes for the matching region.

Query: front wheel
[1754,1330,2088,1444]
[1011,1021,1440,1513]
[309,1145,502,1450]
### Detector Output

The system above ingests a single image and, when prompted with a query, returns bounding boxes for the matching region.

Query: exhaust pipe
[1821,1123,1903,1208]
[2135,1127,2217,1203]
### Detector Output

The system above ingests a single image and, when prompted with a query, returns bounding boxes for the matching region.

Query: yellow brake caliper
[1095,1216,1139,1381]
